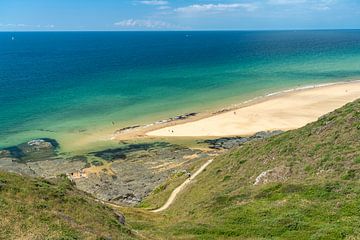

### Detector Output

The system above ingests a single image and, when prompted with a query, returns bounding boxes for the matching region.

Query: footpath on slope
[151,158,214,213]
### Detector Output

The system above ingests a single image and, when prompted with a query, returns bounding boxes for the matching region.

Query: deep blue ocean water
[1,30,360,151]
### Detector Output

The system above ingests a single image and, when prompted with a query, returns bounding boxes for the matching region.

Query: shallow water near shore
[1,30,360,152]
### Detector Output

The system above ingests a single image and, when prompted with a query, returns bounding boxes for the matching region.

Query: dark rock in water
[1,138,59,163]
[114,113,198,135]
[160,112,198,123]
[26,138,59,149]
[203,130,284,150]
[2,146,24,159]
[115,212,126,225]
[22,138,59,152]
[171,112,197,121]
[114,125,141,134]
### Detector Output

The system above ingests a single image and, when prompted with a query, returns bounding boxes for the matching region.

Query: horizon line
[1,28,360,33]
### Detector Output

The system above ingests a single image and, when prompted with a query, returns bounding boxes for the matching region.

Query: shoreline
[111,80,360,140]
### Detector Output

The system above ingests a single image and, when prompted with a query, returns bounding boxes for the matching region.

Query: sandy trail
[151,159,214,213]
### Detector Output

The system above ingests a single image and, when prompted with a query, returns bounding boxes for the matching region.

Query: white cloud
[0,23,30,27]
[139,0,168,5]
[268,0,335,10]
[268,0,306,5]
[0,23,55,28]
[114,19,173,29]
[312,0,335,10]
[175,3,258,14]
[157,5,171,10]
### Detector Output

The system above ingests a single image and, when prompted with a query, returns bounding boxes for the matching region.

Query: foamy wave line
[229,80,360,109]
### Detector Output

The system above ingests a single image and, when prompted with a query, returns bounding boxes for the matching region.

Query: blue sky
[0,0,359,31]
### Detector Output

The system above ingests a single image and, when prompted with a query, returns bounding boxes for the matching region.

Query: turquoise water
[1,30,360,151]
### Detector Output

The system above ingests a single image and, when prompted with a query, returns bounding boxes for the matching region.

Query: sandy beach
[146,81,360,137]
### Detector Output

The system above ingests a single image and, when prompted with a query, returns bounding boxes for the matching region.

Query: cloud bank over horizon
[0,0,359,31]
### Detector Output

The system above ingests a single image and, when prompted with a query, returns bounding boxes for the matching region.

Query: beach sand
[146,81,360,137]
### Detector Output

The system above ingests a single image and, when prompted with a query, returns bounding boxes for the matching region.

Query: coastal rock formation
[114,125,141,134]
[203,130,283,149]
[0,138,86,178]
[73,142,209,205]
[0,138,211,206]
[27,159,87,178]
[113,113,198,135]
[0,158,36,176]
[1,138,59,163]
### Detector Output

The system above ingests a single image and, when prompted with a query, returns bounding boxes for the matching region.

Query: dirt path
[151,159,214,213]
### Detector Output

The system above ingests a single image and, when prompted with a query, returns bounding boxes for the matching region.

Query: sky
[0,0,359,31]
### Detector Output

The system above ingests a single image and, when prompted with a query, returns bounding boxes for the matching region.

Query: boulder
[24,138,58,152]
[115,212,126,225]
[254,166,291,185]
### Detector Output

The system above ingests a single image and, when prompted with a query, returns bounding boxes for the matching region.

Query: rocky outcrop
[27,159,87,178]
[1,139,209,206]
[115,212,126,225]
[0,157,36,176]
[75,142,209,205]
[1,138,59,163]
[114,113,198,135]
[254,166,291,185]
[203,130,283,150]
[0,138,86,178]
[114,125,141,134]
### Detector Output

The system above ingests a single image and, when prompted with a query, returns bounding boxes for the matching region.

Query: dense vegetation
[0,172,135,240]
[125,99,360,239]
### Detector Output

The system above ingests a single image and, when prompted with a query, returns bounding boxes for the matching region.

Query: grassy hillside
[0,171,136,240]
[125,99,360,239]
[1,99,359,239]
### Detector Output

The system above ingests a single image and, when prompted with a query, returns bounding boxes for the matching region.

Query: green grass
[1,99,359,239]
[123,99,360,239]
[138,157,210,210]
[0,172,136,240]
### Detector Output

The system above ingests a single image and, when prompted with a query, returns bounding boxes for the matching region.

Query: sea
[1,30,360,152]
